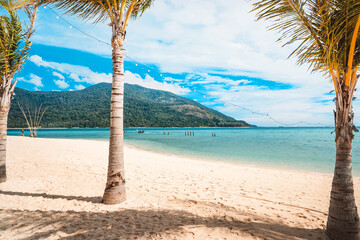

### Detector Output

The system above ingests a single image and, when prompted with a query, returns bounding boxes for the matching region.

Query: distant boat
[137,130,144,133]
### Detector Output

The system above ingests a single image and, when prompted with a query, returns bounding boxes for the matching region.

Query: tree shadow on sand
[0,200,328,240]
[0,190,102,203]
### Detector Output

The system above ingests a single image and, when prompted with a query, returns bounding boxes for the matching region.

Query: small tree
[0,0,38,183]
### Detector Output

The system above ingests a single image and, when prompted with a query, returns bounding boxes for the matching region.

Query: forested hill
[8,83,252,128]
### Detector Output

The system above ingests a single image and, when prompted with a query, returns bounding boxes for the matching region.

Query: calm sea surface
[8,127,360,175]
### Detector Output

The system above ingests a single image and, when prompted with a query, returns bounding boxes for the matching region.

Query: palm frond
[0,1,37,88]
[0,0,31,11]
[253,0,328,73]
[43,0,110,23]
[253,0,360,80]
[42,0,154,25]
[131,0,154,19]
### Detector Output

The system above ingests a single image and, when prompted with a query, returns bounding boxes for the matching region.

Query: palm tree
[0,0,37,183]
[43,0,154,204]
[253,1,360,239]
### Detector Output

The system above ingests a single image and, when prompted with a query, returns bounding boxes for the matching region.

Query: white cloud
[54,79,69,89]
[69,73,82,82]
[186,73,251,85]
[52,71,65,80]
[75,84,85,90]
[123,0,325,84]
[18,74,43,87]
[30,55,112,84]
[182,72,337,127]
[125,71,190,95]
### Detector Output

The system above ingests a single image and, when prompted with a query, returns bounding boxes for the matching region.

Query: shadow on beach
[0,194,328,240]
[0,190,102,203]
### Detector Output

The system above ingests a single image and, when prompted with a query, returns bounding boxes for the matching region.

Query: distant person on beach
[19,129,24,136]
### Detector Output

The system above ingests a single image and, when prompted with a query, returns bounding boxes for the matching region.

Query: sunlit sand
[1,136,356,239]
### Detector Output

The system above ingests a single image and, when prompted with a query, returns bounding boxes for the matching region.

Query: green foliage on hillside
[8,83,251,128]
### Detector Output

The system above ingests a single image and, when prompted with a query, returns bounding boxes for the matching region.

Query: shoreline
[10,135,340,178]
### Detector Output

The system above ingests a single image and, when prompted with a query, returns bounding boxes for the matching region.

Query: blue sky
[15,0,350,126]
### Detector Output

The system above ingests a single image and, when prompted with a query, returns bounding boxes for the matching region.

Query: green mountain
[8,83,251,128]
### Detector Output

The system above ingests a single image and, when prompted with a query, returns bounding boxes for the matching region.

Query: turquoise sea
[8,127,360,176]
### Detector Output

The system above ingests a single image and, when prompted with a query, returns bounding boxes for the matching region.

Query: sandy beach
[1,136,358,239]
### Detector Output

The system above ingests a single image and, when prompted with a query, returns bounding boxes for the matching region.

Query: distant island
[8,83,252,128]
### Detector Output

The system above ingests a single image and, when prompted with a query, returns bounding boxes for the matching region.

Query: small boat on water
[137,130,144,133]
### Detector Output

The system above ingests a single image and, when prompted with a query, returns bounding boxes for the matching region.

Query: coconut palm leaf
[253,0,327,72]
[0,0,36,85]
[0,10,23,77]
[42,0,154,30]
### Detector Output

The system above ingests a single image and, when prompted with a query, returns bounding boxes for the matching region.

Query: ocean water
[8,127,360,175]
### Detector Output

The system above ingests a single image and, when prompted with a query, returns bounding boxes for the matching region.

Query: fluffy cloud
[125,71,190,95]
[53,72,65,80]
[18,74,43,87]
[30,55,112,84]
[54,79,69,89]
[124,0,324,84]
[75,84,85,90]
[179,72,338,126]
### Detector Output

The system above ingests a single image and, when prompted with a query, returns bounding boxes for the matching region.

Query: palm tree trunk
[102,18,126,205]
[327,102,360,239]
[0,91,11,183]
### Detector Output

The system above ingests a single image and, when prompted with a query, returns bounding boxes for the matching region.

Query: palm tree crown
[0,0,36,85]
[0,0,37,184]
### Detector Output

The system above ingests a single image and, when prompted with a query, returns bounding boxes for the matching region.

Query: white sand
[1,136,358,239]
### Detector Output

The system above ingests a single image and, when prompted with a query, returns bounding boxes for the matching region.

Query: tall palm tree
[0,0,37,183]
[43,0,154,204]
[253,1,360,239]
